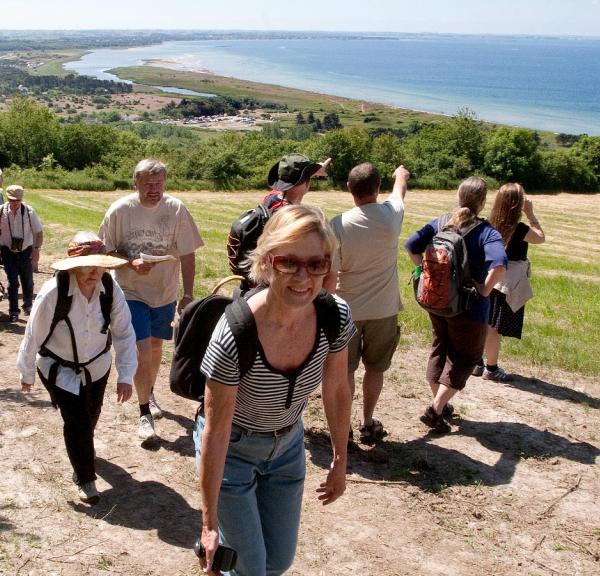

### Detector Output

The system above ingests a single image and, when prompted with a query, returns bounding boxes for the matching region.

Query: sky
[2,0,600,36]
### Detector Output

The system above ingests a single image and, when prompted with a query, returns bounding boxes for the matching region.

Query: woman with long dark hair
[473,183,545,381]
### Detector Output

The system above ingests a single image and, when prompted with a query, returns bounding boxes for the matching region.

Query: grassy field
[25,188,600,376]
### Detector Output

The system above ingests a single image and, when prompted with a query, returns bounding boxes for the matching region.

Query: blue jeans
[193,414,306,576]
[1,245,33,315]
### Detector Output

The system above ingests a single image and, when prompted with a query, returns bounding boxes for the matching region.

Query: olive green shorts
[347,315,400,373]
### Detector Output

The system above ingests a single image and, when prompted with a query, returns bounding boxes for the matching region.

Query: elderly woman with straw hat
[17,231,137,504]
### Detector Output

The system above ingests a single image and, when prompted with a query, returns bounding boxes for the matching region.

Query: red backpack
[413,214,483,317]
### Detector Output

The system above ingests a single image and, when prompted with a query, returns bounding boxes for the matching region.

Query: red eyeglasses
[268,254,331,276]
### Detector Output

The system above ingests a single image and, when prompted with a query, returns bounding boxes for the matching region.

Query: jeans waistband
[232,422,296,438]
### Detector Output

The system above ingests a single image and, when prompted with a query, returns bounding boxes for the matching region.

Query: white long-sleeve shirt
[17,272,137,394]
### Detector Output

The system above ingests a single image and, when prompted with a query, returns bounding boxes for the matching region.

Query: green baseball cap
[267,153,322,192]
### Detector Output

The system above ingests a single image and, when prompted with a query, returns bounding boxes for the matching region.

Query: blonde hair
[447,176,488,229]
[248,205,337,285]
[133,158,167,184]
[489,182,525,245]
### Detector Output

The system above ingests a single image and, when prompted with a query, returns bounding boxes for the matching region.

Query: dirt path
[1,269,599,575]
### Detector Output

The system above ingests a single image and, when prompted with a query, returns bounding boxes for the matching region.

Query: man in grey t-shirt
[326,163,410,444]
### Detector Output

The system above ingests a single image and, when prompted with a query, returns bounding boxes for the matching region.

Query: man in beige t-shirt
[326,163,410,444]
[99,158,203,442]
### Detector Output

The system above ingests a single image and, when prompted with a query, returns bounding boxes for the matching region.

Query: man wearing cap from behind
[227,153,331,290]
[0,185,44,322]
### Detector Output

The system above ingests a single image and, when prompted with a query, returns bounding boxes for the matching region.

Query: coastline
[107,64,460,131]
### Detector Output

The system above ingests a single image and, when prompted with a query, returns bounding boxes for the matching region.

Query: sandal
[358,418,387,444]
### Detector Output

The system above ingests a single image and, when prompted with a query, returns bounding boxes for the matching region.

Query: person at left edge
[99,158,203,443]
[0,184,44,322]
[17,232,137,505]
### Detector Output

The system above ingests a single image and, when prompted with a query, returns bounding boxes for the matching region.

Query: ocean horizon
[65,33,600,135]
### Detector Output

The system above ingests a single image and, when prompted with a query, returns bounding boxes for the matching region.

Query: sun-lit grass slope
[26,189,599,375]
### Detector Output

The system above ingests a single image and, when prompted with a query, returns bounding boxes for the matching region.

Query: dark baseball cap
[267,154,322,192]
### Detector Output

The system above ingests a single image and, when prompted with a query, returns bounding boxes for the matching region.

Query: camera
[194,538,238,572]
[11,237,24,252]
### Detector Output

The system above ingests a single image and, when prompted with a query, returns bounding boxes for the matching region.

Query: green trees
[0,98,59,167]
[0,97,598,193]
[483,127,542,186]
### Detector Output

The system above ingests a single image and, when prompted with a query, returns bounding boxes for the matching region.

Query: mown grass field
[26,188,600,375]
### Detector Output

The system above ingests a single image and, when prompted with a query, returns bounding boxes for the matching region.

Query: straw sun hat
[52,232,127,271]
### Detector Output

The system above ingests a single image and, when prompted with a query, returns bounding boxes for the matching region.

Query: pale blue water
[65,34,600,135]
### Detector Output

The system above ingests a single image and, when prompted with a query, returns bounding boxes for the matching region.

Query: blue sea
[65,34,600,135]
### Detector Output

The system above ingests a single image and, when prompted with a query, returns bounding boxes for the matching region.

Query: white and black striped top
[200,295,355,432]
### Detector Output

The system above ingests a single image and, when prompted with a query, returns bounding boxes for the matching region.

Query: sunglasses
[269,254,331,276]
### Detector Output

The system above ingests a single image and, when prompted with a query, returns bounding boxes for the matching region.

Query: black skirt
[488,289,525,339]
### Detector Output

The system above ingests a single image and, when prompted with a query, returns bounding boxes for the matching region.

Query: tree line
[1,98,598,192]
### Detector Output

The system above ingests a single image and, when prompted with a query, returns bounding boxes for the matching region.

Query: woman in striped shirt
[195,205,355,576]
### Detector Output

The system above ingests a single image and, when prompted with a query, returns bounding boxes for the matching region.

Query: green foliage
[483,127,542,186]
[0,97,60,167]
[572,135,600,180]
[308,128,372,186]
[540,149,597,191]
[56,124,117,170]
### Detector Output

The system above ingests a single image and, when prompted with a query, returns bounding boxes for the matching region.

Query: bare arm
[313,157,332,178]
[522,197,545,244]
[178,252,196,312]
[318,347,351,505]
[407,250,423,267]
[479,265,506,298]
[390,165,410,202]
[199,381,238,574]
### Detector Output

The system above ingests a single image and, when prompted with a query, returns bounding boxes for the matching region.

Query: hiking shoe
[472,364,485,377]
[359,418,387,445]
[420,406,451,434]
[149,395,163,420]
[138,414,157,441]
[442,403,455,418]
[77,481,100,505]
[482,367,513,382]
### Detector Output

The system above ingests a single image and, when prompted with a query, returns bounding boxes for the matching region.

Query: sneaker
[148,395,163,420]
[9,313,19,322]
[138,414,157,441]
[482,367,513,382]
[420,405,451,434]
[472,364,485,377]
[77,481,100,505]
[22,307,32,316]
[442,403,455,418]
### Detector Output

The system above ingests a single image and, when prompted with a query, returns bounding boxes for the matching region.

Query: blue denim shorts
[127,299,176,341]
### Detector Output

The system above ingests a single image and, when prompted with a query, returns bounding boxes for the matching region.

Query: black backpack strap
[40,271,73,350]
[225,297,258,379]
[99,272,113,334]
[313,289,341,346]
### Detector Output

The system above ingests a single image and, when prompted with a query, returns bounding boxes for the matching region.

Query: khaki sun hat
[52,231,127,271]
[6,185,24,201]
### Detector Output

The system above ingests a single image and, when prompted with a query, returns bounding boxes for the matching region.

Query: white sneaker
[138,414,157,441]
[77,481,100,504]
[149,395,163,419]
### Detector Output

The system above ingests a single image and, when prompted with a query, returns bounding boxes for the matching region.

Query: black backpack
[169,289,341,402]
[226,195,289,287]
[38,270,113,404]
